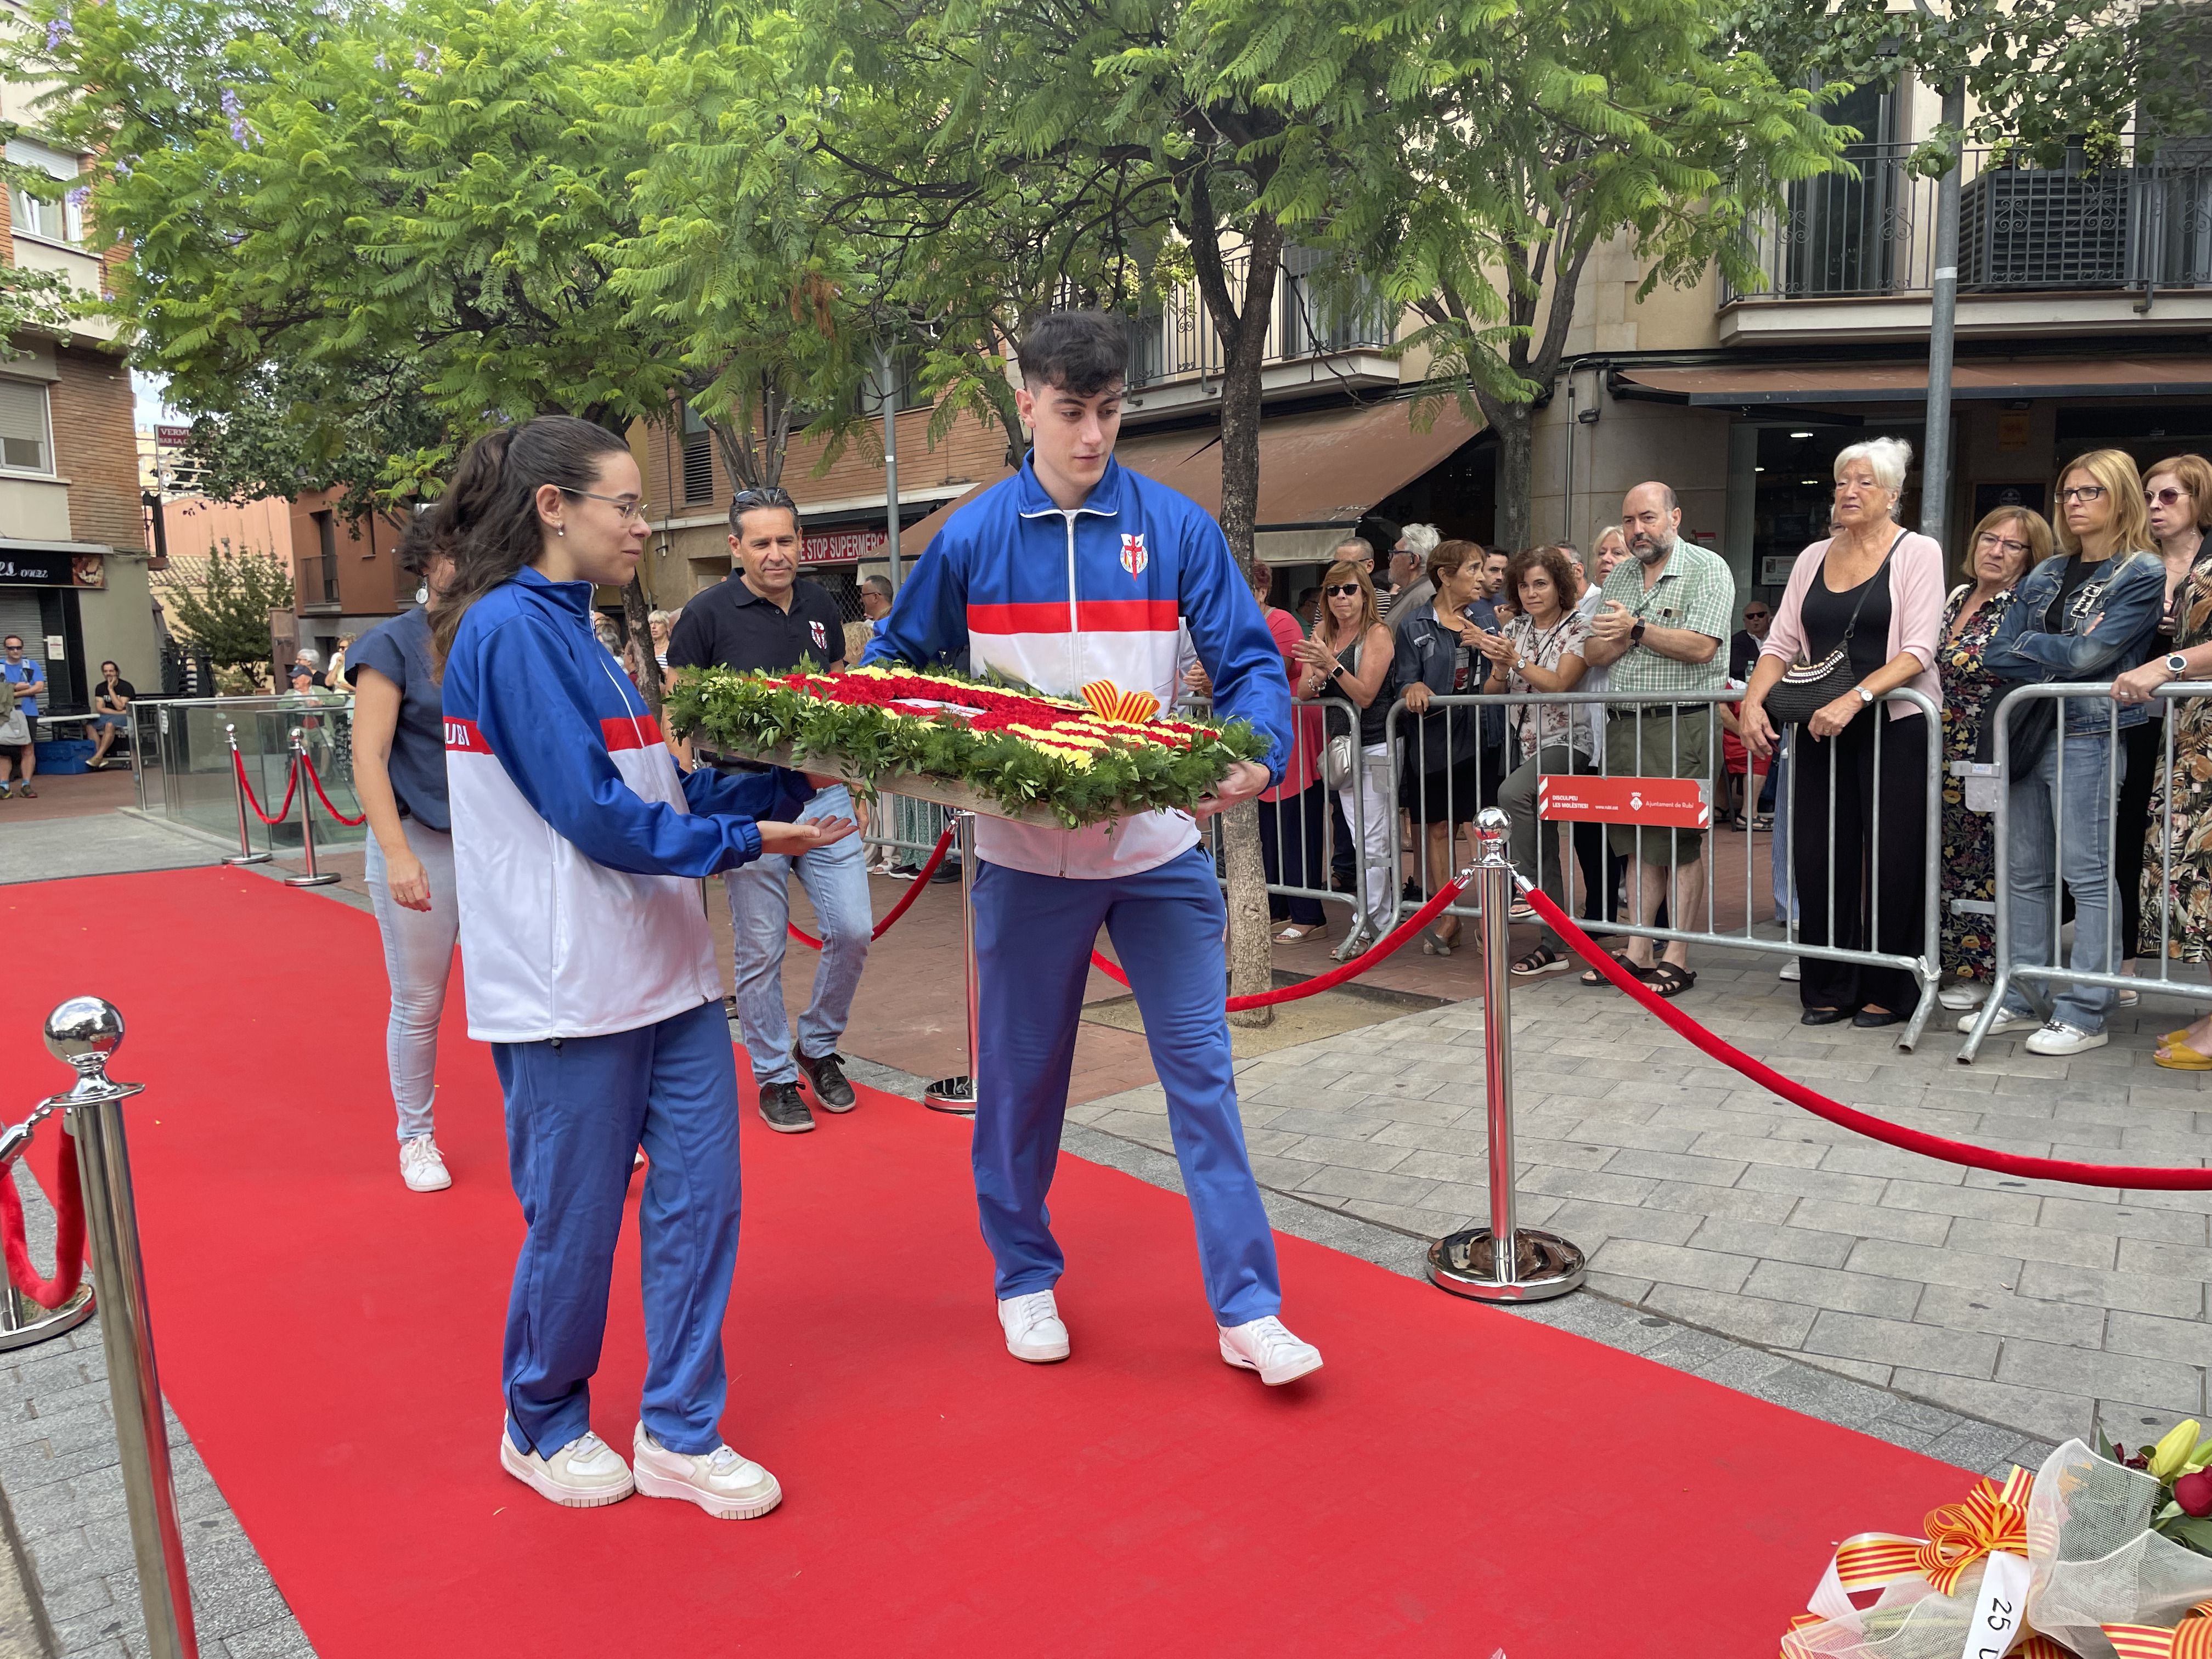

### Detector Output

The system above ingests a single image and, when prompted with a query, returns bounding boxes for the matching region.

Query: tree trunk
[1222,803,1274,1029]
[1208,219,1284,566]
[622,575,662,722]
[1487,397,1536,552]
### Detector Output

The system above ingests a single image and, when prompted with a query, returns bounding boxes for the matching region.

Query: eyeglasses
[2149,486,2191,507]
[567,489,652,523]
[1975,531,2032,557]
[1324,583,1362,597]
[1744,609,1770,620]
[732,486,795,508]
[2059,484,2108,504]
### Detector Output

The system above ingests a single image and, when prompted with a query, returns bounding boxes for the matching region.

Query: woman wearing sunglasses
[1293,562,1396,959]
[432,414,853,1521]
[2115,454,2212,1064]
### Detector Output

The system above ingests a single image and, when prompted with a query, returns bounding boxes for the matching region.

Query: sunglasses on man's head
[2149,486,2192,507]
[732,486,795,507]
[1324,583,1362,597]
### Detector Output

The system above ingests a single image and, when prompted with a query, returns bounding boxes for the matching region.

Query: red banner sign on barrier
[1537,774,1710,828]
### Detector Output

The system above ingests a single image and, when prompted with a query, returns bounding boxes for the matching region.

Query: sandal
[1424,921,1463,957]
[1511,945,1571,978]
[1579,953,1650,988]
[1272,924,1320,944]
[1645,962,1697,999]
[1752,814,1774,832]
[2155,1037,2212,1071]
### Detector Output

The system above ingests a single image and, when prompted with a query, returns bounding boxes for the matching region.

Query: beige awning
[1615,357,2212,405]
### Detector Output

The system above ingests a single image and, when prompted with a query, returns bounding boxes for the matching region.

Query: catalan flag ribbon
[1914,1466,2035,1596]
[1080,680,1161,724]
[2106,1601,2212,1659]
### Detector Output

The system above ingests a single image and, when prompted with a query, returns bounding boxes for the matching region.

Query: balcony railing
[1126,251,1397,389]
[296,552,341,612]
[1727,144,2212,303]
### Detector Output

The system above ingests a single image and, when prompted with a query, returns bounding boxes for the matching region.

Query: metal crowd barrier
[1370,688,1943,1038]
[1959,680,2212,1064]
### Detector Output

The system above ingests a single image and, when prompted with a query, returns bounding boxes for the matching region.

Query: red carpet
[0,867,1974,1656]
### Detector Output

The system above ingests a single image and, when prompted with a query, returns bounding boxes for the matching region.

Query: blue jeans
[971,847,1281,1327]
[2001,730,2123,1033]
[724,782,871,1085]
[494,999,740,1458]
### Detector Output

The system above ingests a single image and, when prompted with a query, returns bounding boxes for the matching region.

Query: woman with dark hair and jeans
[1741,437,1946,1029]
[433,415,853,1520]
[1393,538,1491,955]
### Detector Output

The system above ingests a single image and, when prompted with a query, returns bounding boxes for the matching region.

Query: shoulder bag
[1322,635,1362,790]
[1764,531,1907,727]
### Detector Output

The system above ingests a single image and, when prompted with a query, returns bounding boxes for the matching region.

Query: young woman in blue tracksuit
[867,310,1323,1385]
[431,415,854,1519]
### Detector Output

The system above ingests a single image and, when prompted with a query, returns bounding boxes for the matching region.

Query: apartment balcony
[296,552,341,614]
[1121,251,1402,419]
[1720,144,2212,345]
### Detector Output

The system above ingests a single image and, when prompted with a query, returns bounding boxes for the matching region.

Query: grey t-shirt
[346,607,449,832]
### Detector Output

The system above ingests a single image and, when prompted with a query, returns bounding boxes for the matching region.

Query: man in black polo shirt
[668,487,870,1133]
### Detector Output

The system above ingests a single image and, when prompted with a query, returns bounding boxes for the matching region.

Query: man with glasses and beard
[667,486,872,1134]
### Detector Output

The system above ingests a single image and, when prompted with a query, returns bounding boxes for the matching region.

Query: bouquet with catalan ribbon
[1780,1424,2212,1659]
[668,663,1271,829]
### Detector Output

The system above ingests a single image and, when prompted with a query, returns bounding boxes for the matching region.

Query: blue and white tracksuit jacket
[867,456,1296,1324]
[445,566,812,1457]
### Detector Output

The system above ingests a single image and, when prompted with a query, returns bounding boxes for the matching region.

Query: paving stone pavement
[1069,938,2212,1451]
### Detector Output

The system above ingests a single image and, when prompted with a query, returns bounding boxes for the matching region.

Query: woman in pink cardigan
[1740,437,1945,1028]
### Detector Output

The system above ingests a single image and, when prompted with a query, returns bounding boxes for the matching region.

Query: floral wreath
[668,663,1271,827]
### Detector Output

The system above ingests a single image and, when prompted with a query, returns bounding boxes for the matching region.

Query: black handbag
[1973,679,2057,775]
[1764,530,1908,727]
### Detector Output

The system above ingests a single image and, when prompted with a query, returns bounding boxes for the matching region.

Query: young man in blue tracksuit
[436,415,856,1520]
[866,310,1322,1385]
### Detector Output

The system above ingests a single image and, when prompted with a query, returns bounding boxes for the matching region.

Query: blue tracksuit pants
[493,998,740,1459]
[972,845,1282,1326]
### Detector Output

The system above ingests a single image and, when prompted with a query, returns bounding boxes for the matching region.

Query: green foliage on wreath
[667,665,1271,828]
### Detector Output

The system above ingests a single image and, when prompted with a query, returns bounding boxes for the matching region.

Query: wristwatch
[1854,686,1875,706]
[1629,619,1647,646]
[1327,662,1347,681]
[2167,652,2190,675]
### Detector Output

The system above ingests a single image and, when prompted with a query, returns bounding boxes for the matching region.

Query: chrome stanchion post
[0,1104,95,1351]
[283,726,338,889]
[219,723,270,867]
[924,810,979,1115]
[1428,808,1586,1302]
[43,998,198,1659]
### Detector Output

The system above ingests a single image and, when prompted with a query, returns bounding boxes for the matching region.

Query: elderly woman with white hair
[1740,437,1945,1029]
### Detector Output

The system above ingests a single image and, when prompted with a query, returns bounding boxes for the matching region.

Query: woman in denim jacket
[1974,448,2165,1054]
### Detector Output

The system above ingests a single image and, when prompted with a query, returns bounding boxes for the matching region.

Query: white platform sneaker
[632,1425,782,1520]
[499,1427,634,1509]
[998,1289,1071,1363]
[399,1135,451,1192]
[1219,1316,1323,1386]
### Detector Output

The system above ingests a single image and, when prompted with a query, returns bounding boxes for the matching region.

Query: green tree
[156,540,294,674]
[1338,0,1843,549]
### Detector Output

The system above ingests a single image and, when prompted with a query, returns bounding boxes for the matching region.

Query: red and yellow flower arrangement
[668,663,1270,827]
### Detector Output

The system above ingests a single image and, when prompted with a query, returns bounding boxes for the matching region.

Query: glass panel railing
[143,695,365,855]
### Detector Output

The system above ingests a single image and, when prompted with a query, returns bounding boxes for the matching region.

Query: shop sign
[800,527,887,566]
[0,548,104,588]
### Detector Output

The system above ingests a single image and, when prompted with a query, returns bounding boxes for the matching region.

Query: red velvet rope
[1089,875,1474,1011]
[1524,887,2212,1191]
[787,824,957,950]
[232,748,299,826]
[0,1149,86,1310]
[298,753,367,826]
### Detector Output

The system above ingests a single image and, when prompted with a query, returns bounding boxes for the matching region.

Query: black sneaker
[757,1082,815,1133]
[929,859,961,884]
[793,1049,857,1113]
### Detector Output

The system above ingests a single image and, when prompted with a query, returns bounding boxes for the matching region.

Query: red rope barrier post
[0,1115,94,1348]
[922,811,980,1116]
[220,721,274,867]
[1427,808,1588,1303]
[283,726,341,890]
[41,996,199,1658]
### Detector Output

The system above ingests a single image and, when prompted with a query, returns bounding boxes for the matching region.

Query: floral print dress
[2140,548,2212,960]
[1938,584,2017,983]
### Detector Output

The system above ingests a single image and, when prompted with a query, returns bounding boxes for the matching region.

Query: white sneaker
[1937,983,1988,1011]
[499,1427,634,1509]
[399,1135,451,1192]
[1777,957,1801,982]
[2025,1022,2107,1057]
[997,1289,1070,1363]
[1218,1315,1323,1386]
[631,1425,782,1520]
[1959,1008,2042,1036]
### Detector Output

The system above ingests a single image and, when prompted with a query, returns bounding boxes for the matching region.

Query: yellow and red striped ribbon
[1080,680,1160,725]
[2107,1600,2212,1659]
[1914,1466,2035,1596]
